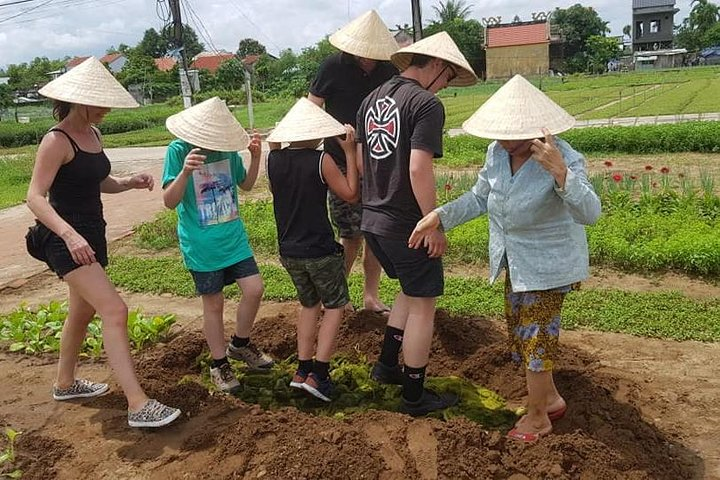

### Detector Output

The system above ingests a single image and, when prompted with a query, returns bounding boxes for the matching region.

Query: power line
[226,0,281,53]
[0,0,39,7]
[0,0,53,23]
[183,0,219,54]
[0,0,126,25]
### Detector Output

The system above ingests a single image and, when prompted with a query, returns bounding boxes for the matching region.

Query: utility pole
[411,0,423,42]
[168,0,193,108]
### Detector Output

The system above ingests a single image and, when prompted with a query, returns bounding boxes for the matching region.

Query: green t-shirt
[162,139,252,272]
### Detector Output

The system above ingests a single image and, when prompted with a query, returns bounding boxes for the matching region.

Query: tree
[424,18,483,75]
[6,57,65,90]
[676,0,720,50]
[704,21,720,45]
[585,35,620,73]
[622,24,632,41]
[432,0,473,23]
[0,84,13,121]
[161,24,204,59]
[137,28,167,58]
[215,58,246,90]
[237,38,267,58]
[551,4,610,73]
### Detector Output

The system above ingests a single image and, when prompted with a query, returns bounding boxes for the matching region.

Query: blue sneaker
[302,373,333,402]
[371,361,404,385]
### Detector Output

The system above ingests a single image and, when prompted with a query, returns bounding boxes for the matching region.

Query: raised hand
[248,130,262,161]
[530,128,567,187]
[339,124,355,152]
[128,173,154,191]
[182,148,206,176]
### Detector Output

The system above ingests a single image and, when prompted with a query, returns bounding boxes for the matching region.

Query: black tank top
[47,128,111,219]
[267,148,340,258]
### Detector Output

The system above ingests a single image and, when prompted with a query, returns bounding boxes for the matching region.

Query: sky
[0,0,693,70]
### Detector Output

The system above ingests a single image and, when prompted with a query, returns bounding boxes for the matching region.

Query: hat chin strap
[425,65,450,92]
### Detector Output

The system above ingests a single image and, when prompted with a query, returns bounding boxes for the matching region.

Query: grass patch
[0,154,32,209]
[199,355,516,427]
[108,256,720,342]
[0,300,176,356]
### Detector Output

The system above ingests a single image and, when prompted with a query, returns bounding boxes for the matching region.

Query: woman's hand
[62,231,96,266]
[128,173,155,191]
[182,148,206,176]
[408,211,441,249]
[339,124,356,152]
[530,128,567,188]
[248,131,262,161]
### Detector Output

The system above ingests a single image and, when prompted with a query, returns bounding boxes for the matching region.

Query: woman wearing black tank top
[26,57,180,428]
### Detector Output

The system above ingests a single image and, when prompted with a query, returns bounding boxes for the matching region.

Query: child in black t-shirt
[266,98,359,402]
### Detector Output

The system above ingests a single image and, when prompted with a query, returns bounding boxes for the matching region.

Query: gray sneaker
[226,342,274,370]
[53,378,109,401]
[127,399,181,428]
[210,362,241,392]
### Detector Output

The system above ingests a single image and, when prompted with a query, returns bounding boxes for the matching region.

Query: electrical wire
[226,0,281,53]
[0,0,40,7]
[0,0,126,25]
[0,0,53,23]
[183,0,219,54]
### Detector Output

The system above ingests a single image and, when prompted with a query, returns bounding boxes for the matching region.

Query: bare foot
[363,298,390,314]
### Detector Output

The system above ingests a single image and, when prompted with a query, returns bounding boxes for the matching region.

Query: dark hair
[408,54,435,68]
[52,100,72,121]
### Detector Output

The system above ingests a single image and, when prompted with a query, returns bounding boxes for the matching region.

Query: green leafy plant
[0,427,22,479]
[0,302,176,356]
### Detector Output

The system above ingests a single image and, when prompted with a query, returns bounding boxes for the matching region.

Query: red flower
[630,175,638,180]
[660,166,670,174]
[645,165,653,171]
[612,174,623,183]
[603,160,614,168]
[444,183,452,191]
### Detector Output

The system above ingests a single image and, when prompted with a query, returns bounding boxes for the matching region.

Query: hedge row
[0,104,180,148]
[443,121,720,167]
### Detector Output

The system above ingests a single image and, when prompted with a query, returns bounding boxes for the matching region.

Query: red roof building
[66,56,90,70]
[190,52,236,73]
[154,57,177,72]
[485,21,559,79]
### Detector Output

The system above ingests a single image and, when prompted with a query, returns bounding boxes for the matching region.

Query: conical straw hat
[266,98,346,143]
[38,56,138,108]
[462,75,575,140]
[391,31,477,87]
[166,97,250,152]
[329,10,399,61]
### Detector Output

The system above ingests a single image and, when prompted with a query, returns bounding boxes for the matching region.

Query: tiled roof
[66,56,90,68]
[190,52,235,73]
[99,52,123,64]
[487,23,548,48]
[633,0,675,8]
[154,57,177,72]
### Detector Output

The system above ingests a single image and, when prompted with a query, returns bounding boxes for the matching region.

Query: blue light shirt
[436,138,601,292]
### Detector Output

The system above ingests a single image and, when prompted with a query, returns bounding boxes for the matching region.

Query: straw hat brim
[461,74,575,140]
[390,31,478,87]
[166,97,249,152]
[38,57,138,109]
[328,10,399,61]
[266,98,346,143]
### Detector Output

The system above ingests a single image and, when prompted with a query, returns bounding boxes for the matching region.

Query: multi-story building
[632,0,679,52]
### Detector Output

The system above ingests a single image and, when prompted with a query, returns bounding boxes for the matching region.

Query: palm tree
[622,24,632,41]
[432,0,473,23]
[689,0,720,32]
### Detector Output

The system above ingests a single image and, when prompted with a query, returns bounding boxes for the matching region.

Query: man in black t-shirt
[308,10,398,315]
[357,32,477,416]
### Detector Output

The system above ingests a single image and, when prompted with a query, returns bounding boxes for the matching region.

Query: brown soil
[0,271,718,479]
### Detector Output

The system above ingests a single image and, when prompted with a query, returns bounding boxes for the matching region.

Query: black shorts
[44,217,108,279]
[189,256,260,295]
[363,231,443,298]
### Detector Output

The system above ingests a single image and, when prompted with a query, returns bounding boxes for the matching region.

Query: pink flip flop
[507,427,550,443]
[548,404,567,421]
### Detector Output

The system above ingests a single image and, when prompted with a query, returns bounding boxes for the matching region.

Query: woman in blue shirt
[409,75,601,442]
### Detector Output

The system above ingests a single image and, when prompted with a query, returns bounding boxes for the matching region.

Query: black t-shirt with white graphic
[357,76,445,240]
[310,52,397,168]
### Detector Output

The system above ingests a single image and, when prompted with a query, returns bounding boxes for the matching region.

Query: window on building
[650,20,660,33]
[636,21,644,38]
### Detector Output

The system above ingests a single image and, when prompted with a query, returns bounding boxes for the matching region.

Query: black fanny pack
[25,220,52,262]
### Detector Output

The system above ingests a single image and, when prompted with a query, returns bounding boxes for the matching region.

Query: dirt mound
[112,310,698,479]
[14,432,73,480]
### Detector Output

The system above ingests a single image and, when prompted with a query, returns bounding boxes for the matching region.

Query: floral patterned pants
[504,275,579,372]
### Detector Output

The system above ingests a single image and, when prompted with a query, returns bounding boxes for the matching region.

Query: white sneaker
[210,363,241,392]
[52,378,109,400]
[127,399,181,428]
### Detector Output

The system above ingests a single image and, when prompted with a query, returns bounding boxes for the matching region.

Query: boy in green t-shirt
[162,97,273,392]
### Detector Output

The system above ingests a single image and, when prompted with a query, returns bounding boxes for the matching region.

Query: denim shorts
[189,256,260,295]
[280,250,349,309]
[363,231,443,298]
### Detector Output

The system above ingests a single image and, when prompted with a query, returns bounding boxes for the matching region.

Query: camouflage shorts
[280,250,349,309]
[328,190,362,239]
